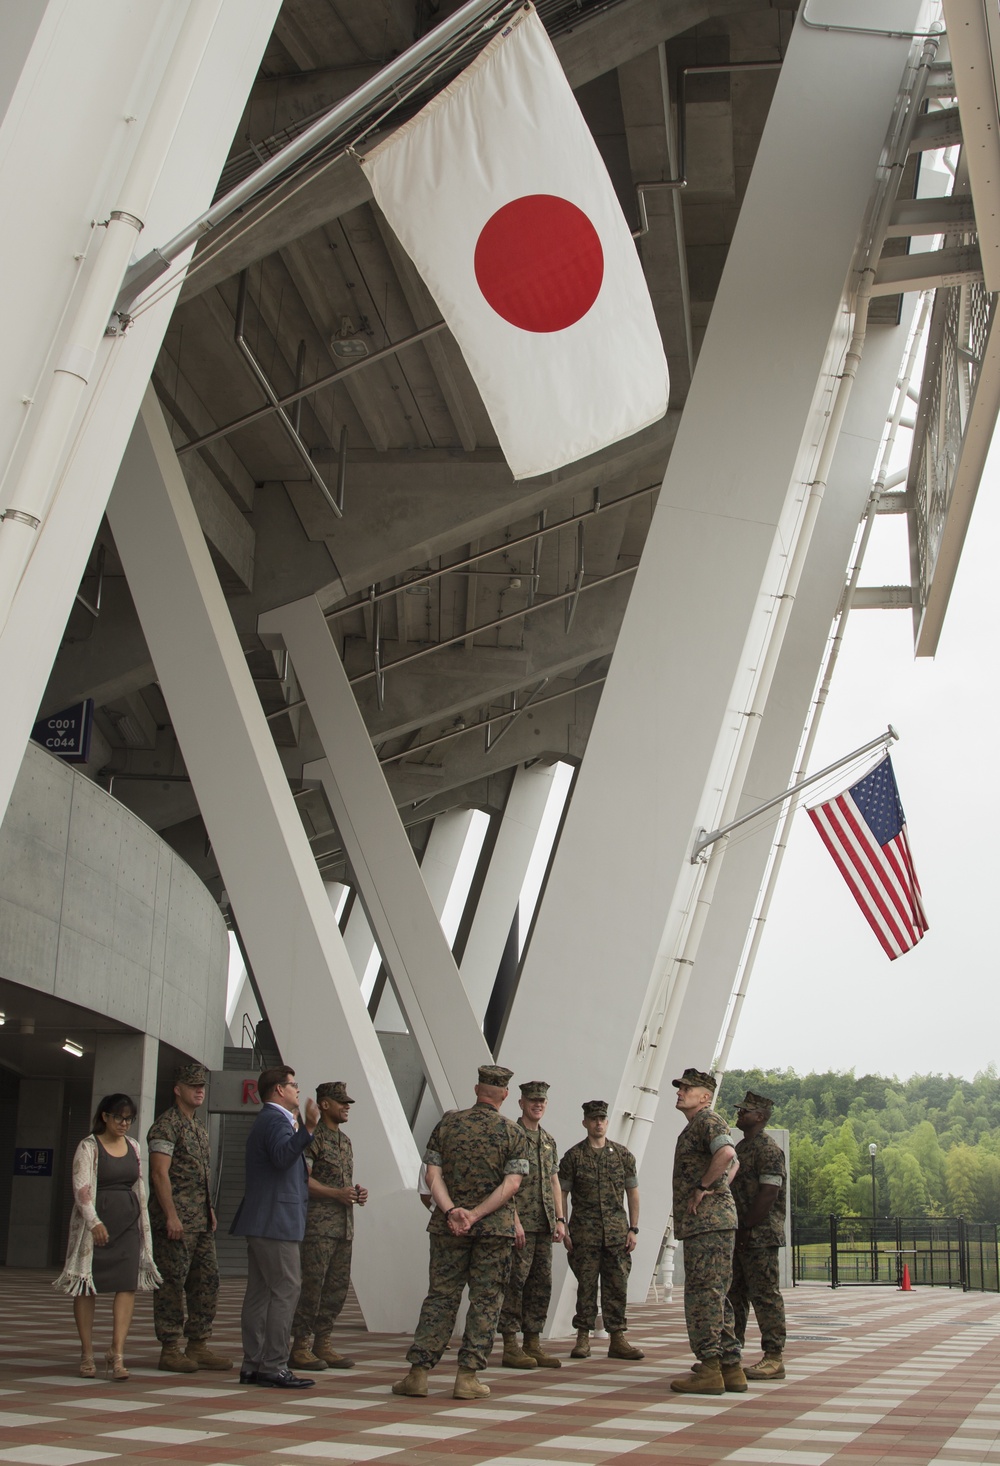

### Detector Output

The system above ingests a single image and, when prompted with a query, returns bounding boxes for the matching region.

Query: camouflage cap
[478,1064,514,1087]
[671,1067,717,1092]
[582,1099,608,1118]
[520,1080,550,1099]
[739,1089,774,1113]
[316,1080,355,1104]
[174,1062,207,1086]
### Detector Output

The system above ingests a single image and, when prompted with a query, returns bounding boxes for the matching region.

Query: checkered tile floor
[2,1271,1000,1466]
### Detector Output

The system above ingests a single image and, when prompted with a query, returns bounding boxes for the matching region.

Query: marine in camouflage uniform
[559,1100,644,1360]
[394,1065,529,1401]
[730,1090,787,1380]
[148,1063,231,1372]
[498,1081,566,1368]
[670,1067,740,1396]
[291,1082,366,1371]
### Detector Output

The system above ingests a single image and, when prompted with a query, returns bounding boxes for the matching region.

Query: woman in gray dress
[54,1093,161,1379]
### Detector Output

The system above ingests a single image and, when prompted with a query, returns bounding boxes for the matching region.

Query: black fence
[792,1213,1000,1291]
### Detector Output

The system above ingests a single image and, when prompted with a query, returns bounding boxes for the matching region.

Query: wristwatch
[628,1226,639,1235]
[555,1216,567,1223]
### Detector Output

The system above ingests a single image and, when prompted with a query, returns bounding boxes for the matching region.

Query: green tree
[814,1153,858,1215]
[945,1145,979,1217]
[882,1147,929,1216]
[907,1121,947,1211]
[791,1134,820,1212]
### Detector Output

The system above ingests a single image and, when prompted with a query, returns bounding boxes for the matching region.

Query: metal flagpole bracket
[690,724,899,863]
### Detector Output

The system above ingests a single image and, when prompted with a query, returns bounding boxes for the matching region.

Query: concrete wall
[0,742,228,1063]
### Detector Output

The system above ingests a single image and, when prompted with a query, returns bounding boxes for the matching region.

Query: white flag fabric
[360,5,668,480]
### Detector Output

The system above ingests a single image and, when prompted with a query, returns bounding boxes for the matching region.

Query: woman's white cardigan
[53,1133,162,1296]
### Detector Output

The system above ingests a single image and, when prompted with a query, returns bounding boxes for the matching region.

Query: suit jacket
[230,1104,313,1242]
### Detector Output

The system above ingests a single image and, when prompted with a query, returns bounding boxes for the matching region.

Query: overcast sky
[728,421,999,1082]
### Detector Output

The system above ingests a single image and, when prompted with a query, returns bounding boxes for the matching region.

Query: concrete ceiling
[43,0,798,895]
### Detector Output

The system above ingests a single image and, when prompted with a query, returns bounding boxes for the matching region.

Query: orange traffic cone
[900,1264,912,1291]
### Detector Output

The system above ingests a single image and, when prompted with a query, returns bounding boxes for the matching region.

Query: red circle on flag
[474,194,604,333]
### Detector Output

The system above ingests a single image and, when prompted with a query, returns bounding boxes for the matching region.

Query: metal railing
[792,1213,1000,1291]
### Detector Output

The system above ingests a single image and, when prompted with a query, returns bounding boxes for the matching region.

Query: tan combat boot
[185,1339,233,1371]
[501,1333,538,1369]
[453,1367,490,1399]
[608,1331,645,1360]
[314,1335,355,1369]
[569,1328,591,1359]
[392,1365,429,1397]
[523,1332,561,1368]
[289,1339,328,1371]
[744,1352,785,1380]
[721,1360,747,1392]
[670,1359,724,1395]
[158,1344,198,1374]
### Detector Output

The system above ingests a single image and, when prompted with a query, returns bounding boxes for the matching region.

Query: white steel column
[420,809,482,936]
[107,389,426,1331]
[0,0,281,827]
[497,6,923,1332]
[626,310,920,1296]
[342,900,382,995]
[461,761,563,1024]
[261,595,492,1106]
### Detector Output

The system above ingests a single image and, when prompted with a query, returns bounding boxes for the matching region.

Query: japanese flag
[360,5,668,480]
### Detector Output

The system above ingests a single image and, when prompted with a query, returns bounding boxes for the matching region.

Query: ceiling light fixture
[330,316,369,362]
[62,1039,83,1057]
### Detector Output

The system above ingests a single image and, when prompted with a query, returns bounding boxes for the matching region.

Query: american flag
[807,755,928,960]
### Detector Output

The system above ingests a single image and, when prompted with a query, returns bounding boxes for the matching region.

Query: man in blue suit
[231,1066,320,1388]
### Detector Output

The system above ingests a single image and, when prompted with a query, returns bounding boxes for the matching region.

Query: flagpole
[115,0,525,317]
[690,726,898,862]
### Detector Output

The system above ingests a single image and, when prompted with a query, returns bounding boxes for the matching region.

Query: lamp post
[869,1143,878,1282]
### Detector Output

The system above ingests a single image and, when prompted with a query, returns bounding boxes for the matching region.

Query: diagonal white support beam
[624,304,922,1300]
[260,594,491,1108]
[107,389,425,1332]
[0,0,282,830]
[461,762,564,1025]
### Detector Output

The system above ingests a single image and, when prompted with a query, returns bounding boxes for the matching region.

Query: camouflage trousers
[151,1229,220,1345]
[567,1243,631,1331]
[729,1245,786,1355]
[498,1232,553,1335]
[291,1234,353,1341]
[682,1229,739,1365]
[407,1234,513,1373]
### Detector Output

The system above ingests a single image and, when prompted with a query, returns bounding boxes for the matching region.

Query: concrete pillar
[497,6,923,1334]
[7,1079,65,1267]
[91,1032,159,1160]
[461,761,564,1024]
[263,594,491,1108]
[106,388,426,1331]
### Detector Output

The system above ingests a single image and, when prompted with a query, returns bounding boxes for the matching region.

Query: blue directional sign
[14,1148,53,1177]
[31,700,94,764]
